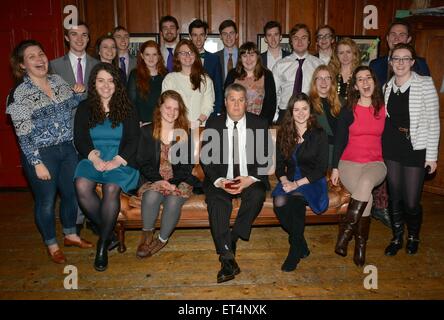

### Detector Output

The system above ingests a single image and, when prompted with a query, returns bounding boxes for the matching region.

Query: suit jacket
[224,68,277,125]
[369,55,430,89]
[50,54,99,87]
[275,127,328,183]
[203,51,224,114]
[260,49,291,70]
[215,49,226,80]
[73,99,140,168]
[201,112,271,187]
[128,54,137,74]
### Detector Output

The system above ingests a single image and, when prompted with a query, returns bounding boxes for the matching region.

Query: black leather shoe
[94,239,108,272]
[217,256,237,283]
[371,207,392,229]
[107,232,120,251]
[406,236,420,255]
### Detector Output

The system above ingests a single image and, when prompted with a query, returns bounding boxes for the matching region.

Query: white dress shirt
[266,50,283,71]
[272,52,323,119]
[68,51,86,83]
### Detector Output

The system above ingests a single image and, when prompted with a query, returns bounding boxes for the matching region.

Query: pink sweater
[341,104,386,163]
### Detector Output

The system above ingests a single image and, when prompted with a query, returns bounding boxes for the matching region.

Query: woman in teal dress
[74,63,140,272]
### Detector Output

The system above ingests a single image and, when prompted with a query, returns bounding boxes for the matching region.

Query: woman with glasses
[162,39,215,128]
[314,25,335,65]
[224,42,276,125]
[309,65,341,167]
[382,43,440,256]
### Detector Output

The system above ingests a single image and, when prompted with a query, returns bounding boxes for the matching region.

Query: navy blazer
[203,51,224,114]
[260,50,291,70]
[369,55,430,89]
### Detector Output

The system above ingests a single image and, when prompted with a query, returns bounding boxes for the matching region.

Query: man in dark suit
[369,19,430,89]
[201,83,272,283]
[260,21,291,71]
[50,21,99,87]
[189,19,224,115]
[215,20,239,81]
[112,26,137,84]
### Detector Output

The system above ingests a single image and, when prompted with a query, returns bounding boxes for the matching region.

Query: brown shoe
[48,249,66,264]
[147,238,167,256]
[136,230,154,258]
[64,237,94,249]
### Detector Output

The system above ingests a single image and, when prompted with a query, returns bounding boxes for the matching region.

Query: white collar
[69,51,86,61]
[226,114,246,127]
[393,75,412,93]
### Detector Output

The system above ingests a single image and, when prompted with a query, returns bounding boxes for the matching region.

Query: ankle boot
[136,230,154,258]
[335,198,368,257]
[281,245,300,272]
[405,208,422,255]
[94,239,108,272]
[353,216,371,266]
[384,208,404,256]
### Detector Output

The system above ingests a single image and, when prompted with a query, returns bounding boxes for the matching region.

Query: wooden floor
[1,190,444,300]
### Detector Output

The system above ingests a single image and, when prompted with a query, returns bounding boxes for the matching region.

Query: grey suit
[128,55,137,75]
[49,54,99,87]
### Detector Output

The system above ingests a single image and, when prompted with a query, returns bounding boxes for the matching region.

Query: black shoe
[406,236,420,255]
[301,248,310,259]
[281,246,300,272]
[371,207,392,228]
[94,239,108,272]
[217,255,237,283]
[107,232,120,251]
[385,239,403,256]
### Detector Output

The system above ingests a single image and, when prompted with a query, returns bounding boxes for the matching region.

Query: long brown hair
[136,40,167,99]
[309,65,341,117]
[234,42,264,81]
[87,62,133,128]
[277,93,319,159]
[328,37,361,76]
[95,35,119,68]
[151,90,190,141]
[10,39,45,82]
[173,39,207,91]
[347,65,384,116]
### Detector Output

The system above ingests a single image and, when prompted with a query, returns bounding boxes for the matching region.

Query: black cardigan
[224,68,277,126]
[136,124,194,186]
[332,106,355,169]
[275,127,328,183]
[74,99,140,168]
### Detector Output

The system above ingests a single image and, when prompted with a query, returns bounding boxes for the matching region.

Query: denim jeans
[21,141,78,246]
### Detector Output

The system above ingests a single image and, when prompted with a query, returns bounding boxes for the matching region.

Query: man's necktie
[233,121,240,179]
[167,47,174,72]
[76,57,84,85]
[292,58,305,95]
[227,53,233,73]
[199,52,205,59]
[120,57,127,82]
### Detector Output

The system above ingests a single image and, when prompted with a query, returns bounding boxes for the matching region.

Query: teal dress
[74,118,139,193]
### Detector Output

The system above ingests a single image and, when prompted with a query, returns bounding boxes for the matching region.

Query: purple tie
[120,57,127,82]
[76,57,84,85]
[292,58,305,95]
[167,47,174,72]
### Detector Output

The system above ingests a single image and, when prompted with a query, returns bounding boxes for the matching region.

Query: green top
[127,70,164,123]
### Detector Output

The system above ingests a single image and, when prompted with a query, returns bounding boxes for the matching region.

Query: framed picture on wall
[257,34,292,54]
[128,33,160,56]
[179,33,224,53]
[337,35,381,66]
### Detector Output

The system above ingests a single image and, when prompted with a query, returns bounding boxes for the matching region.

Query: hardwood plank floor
[1,190,443,300]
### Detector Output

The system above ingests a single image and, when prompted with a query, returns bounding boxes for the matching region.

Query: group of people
[6,15,440,284]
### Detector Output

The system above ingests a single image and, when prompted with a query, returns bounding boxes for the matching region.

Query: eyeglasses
[316,76,332,82]
[317,34,332,40]
[178,51,195,57]
[388,32,408,39]
[391,56,413,64]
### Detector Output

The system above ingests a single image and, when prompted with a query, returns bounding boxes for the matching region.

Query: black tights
[75,177,121,240]
[385,160,425,214]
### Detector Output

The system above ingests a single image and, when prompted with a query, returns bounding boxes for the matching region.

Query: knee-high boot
[353,216,371,266]
[405,207,422,255]
[384,208,404,256]
[335,198,368,257]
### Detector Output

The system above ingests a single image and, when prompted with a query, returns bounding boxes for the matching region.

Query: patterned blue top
[6,74,83,166]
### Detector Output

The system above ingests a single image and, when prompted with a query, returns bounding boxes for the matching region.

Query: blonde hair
[309,65,341,117]
[328,37,361,76]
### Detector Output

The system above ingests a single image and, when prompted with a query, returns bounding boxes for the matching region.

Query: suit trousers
[205,181,266,254]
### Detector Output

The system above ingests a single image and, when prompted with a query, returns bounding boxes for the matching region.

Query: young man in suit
[215,20,239,81]
[50,21,99,87]
[272,23,323,123]
[112,26,137,83]
[260,21,291,71]
[201,83,271,283]
[159,15,180,73]
[369,19,431,229]
[189,19,224,115]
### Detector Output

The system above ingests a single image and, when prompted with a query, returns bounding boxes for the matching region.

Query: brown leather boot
[147,237,167,256]
[353,216,371,267]
[136,230,154,258]
[335,198,368,257]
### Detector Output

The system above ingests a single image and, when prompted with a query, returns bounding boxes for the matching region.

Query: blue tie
[167,48,174,72]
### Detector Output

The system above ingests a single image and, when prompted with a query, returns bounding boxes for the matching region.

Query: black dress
[382,87,426,167]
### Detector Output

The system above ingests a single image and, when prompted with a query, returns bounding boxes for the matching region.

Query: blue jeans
[21,142,78,246]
